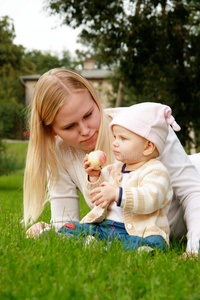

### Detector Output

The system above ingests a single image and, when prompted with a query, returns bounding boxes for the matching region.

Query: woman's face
[52,91,101,152]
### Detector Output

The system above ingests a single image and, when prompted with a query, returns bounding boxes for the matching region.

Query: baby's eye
[121,137,126,141]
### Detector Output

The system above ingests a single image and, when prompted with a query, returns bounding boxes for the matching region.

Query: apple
[88,150,107,170]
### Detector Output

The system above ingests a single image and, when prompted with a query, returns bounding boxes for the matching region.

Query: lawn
[0,142,200,300]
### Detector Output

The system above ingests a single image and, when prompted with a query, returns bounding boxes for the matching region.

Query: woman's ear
[51,129,57,136]
[45,125,57,136]
[143,140,156,156]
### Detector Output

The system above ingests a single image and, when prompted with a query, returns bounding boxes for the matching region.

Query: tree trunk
[115,81,123,107]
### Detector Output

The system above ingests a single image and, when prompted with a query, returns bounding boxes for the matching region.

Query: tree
[24,49,76,75]
[0,16,35,77]
[0,16,36,139]
[45,0,200,147]
[0,16,37,139]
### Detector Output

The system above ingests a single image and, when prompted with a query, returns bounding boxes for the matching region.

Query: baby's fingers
[84,160,91,169]
[83,154,89,163]
[91,193,101,203]
[86,166,95,172]
[101,201,108,209]
[90,187,102,196]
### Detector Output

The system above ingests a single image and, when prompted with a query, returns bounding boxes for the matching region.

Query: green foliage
[0,102,26,139]
[45,0,200,146]
[0,16,35,139]
[0,16,35,77]
[0,74,26,140]
[0,140,5,170]
[24,49,77,75]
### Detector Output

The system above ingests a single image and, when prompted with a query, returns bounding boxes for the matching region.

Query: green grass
[1,142,200,300]
[1,142,28,175]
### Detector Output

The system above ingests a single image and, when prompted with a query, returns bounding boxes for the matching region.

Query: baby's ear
[143,140,156,156]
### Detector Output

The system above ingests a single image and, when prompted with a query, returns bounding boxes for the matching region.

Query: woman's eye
[65,124,75,130]
[84,112,92,118]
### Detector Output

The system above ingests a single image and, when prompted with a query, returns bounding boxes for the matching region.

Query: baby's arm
[122,162,172,215]
[89,182,119,209]
[81,167,106,224]
[81,165,111,224]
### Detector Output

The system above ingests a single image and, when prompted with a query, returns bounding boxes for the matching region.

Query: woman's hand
[181,252,198,260]
[83,154,101,183]
[26,222,50,239]
[90,182,119,208]
[186,230,200,255]
[179,230,200,260]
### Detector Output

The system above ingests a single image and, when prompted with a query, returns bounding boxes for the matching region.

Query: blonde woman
[24,68,200,255]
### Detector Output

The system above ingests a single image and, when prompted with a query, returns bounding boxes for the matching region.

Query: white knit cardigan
[81,159,173,245]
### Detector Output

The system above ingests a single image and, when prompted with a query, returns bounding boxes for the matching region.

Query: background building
[20,60,114,108]
[81,59,113,109]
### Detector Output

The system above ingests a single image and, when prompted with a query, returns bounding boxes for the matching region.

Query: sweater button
[127,224,132,229]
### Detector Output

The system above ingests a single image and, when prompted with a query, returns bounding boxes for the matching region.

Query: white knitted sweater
[81,159,173,245]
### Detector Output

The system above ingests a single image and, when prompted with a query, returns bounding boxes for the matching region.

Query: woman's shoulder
[55,136,72,155]
[55,137,85,166]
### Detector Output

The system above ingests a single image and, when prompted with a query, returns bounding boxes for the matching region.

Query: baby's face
[111,125,147,165]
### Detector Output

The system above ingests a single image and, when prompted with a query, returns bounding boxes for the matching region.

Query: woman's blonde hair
[23,68,114,226]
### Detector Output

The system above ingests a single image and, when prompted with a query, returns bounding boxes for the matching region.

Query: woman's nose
[79,122,90,135]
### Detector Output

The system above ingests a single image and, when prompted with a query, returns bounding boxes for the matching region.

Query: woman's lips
[81,132,97,143]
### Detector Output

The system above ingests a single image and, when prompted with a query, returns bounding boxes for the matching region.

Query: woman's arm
[26,145,86,238]
[26,166,80,238]
[49,165,81,231]
[159,127,200,253]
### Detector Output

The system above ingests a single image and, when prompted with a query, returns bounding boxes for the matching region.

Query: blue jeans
[58,220,168,252]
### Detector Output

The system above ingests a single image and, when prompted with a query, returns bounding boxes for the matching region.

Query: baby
[80,102,181,251]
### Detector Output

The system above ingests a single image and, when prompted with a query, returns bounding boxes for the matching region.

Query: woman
[24,68,200,255]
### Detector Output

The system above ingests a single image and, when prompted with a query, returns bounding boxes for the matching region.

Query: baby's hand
[90,182,119,208]
[83,154,101,181]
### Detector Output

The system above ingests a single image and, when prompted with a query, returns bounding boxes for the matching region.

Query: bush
[0,101,26,140]
[0,152,20,175]
[0,139,5,172]
[0,142,28,176]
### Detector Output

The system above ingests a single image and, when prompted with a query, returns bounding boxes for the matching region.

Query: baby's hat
[109,102,181,155]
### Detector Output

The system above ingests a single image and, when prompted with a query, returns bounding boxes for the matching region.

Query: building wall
[21,69,114,108]
[24,81,38,107]
[90,79,113,109]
